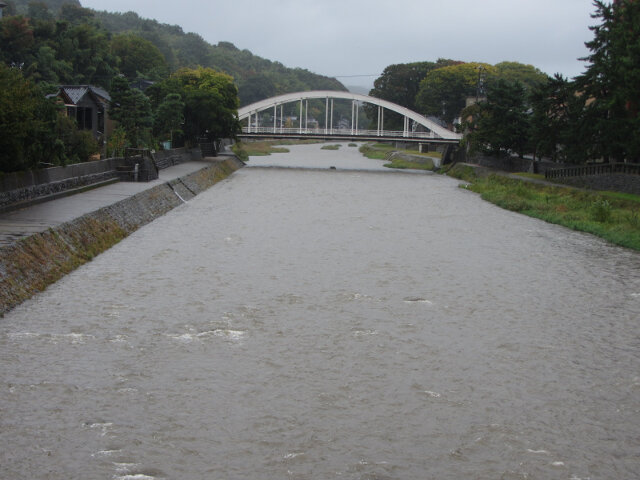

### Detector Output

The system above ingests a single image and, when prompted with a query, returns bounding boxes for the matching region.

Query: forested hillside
[3,0,346,105]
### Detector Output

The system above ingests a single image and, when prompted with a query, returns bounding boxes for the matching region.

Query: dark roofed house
[51,85,113,144]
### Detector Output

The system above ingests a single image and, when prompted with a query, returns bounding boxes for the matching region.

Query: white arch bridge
[237,90,461,144]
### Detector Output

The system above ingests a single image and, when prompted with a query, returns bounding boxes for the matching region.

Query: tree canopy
[110,33,168,81]
[462,79,530,157]
[577,0,640,162]
[459,0,639,164]
[146,67,240,144]
[415,62,497,125]
[366,59,461,129]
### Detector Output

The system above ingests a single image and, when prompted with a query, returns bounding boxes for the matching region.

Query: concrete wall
[0,148,200,212]
[0,159,123,211]
[0,157,122,192]
[0,156,244,316]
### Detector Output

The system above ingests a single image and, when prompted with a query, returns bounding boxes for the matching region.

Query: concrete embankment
[0,156,244,316]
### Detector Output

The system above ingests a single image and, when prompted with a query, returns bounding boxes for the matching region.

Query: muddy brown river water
[1,143,639,479]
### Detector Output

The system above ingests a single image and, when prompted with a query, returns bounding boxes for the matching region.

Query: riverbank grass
[232,139,323,162]
[359,143,441,171]
[384,157,436,170]
[231,140,290,162]
[447,165,640,250]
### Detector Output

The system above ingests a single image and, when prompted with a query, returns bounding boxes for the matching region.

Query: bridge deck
[238,132,460,145]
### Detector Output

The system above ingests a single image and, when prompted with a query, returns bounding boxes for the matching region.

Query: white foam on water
[552,461,565,466]
[283,452,305,460]
[110,335,130,344]
[631,293,640,298]
[353,329,378,337]
[86,422,113,436]
[422,390,441,398]
[113,462,139,473]
[527,449,550,454]
[51,333,95,344]
[213,329,245,341]
[350,293,377,301]
[117,388,139,394]
[7,332,40,340]
[166,333,197,342]
[167,329,245,342]
[114,475,155,480]
[91,449,121,457]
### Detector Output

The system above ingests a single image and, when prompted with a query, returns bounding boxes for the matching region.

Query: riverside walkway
[0,159,220,246]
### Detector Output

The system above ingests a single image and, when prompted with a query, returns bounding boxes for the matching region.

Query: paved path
[0,160,214,246]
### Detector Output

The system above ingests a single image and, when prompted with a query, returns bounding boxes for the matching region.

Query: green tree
[0,63,60,172]
[367,61,442,129]
[494,61,549,90]
[110,33,168,81]
[0,15,34,66]
[55,113,99,164]
[59,4,94,25]
[462,79,530,157]
[238,73,277,106]
[27,2,53,21]
[154,93,184,144]
[109,76,153,147]
[578,0,640,162]
[416,62,496,125]
[149,67,240,144]
[58,22,116,87]
[370,59,461,110]
[529,74,588,163]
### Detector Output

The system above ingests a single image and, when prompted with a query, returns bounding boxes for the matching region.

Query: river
[1,143,639,479]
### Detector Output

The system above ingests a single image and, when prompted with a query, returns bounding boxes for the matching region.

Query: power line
[332,74,380,78]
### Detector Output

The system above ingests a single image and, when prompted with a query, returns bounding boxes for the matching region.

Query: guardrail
[545,162,640,179]
[242,127,438,139]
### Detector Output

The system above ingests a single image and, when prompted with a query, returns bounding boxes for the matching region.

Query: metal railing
[545,162,640,179]
[241,127,438,139]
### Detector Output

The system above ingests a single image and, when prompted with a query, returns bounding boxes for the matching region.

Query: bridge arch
[237,90,461,141]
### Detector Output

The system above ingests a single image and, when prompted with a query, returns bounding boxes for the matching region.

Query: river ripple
[1,144,639,479]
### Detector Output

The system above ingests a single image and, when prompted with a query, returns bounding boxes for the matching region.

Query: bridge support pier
[377,106,384,136]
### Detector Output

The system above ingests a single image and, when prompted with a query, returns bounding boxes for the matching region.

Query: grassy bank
[446,164,640,251]
[231,139,322,162]
[358,143,442,171]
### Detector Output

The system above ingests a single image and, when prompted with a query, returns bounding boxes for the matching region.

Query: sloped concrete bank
[0,156,244,316]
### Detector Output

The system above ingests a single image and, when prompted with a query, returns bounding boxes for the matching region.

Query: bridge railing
[241,127,438,139]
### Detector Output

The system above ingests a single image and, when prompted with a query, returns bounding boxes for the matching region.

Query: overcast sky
[80,0,598,89]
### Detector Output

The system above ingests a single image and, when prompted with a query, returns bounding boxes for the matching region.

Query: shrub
[591,199,612,223]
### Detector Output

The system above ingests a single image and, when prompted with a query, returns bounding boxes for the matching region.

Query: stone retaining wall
[465,154,573,175]
[152,147,202,169]
[0,156,244,316]
[554,174,640,195]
